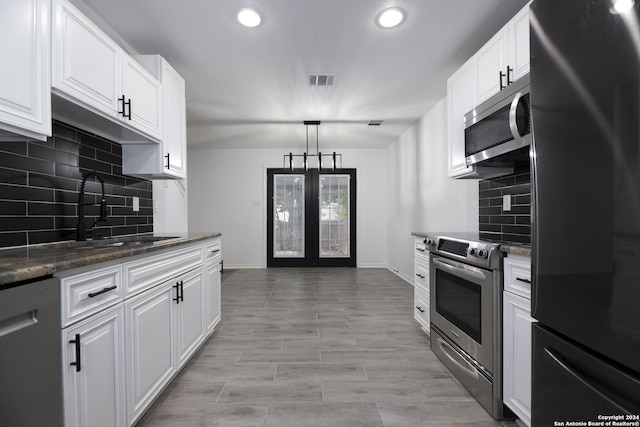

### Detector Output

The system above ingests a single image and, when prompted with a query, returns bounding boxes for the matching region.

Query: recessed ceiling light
[237,8,261,27]
[611,0,634,13]
[376,7,405,29]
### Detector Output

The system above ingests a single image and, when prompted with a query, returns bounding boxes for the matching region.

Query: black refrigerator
[530,0,640,424]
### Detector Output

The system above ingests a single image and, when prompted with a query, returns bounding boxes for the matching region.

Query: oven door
[430,254,494,373]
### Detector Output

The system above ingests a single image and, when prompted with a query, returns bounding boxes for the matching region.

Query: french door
[267,168,356,267]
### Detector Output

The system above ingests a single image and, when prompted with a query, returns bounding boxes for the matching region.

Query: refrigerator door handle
[544,347,631,414]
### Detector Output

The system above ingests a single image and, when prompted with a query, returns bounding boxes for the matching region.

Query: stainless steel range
[422,232,510,420]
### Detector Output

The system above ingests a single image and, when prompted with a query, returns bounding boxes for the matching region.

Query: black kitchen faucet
[76,172,108,241]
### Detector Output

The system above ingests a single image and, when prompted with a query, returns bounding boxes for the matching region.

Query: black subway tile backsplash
[479,161,531,245]
[0,121,153,248]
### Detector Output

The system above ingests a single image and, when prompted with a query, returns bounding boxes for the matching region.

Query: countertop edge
[0,233,222,287]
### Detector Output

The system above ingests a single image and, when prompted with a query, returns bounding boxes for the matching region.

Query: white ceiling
[79,0,529,150]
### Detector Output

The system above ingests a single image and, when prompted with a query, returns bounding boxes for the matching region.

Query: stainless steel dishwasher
[0,278,63,427]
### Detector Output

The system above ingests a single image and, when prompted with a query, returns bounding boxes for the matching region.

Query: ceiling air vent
[308,74,337,86]
[368,120,384,126]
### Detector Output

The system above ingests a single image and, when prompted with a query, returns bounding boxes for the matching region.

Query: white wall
[386,98,479,281]
[187,147,388,268]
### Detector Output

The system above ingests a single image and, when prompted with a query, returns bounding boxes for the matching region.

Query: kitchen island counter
[0,233,221,287]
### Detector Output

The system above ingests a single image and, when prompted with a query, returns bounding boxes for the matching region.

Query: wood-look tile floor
[135,268,514,427]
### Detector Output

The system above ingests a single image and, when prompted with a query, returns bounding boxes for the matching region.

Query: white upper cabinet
[51,0,162,142]
[52,0,121,117]
[473,3,531,105]
[123,56,186,179]
[447,59,475,178]
[474,28,508,105]
[508,6,531,81]
[0,0,51,140]
[122,53,162,140]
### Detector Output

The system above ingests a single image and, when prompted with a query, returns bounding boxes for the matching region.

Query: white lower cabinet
[503,254,534,426]
[175,267,205,369]
[125,281,175,425]
[204,260,222,336]
[58,238,221,427]
[62,305,126,427]
[413,237,430,333]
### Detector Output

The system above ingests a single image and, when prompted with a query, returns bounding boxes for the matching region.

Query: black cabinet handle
[516,277,532,284]
[173,282,181,304]
[506,66,513,85]
[416,273,425,279]
[499,70,506,90]
[88,285,117,298]
[416,248,426,252]
[210,249,221,254]
[416,306,425,313]
[180,281,184,302]
[118,95,132,119]
[220,260,224,275]
[165,153,170,169]
[69,333,81,372]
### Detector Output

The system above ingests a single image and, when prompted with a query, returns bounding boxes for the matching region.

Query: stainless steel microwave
[464,74,531,167]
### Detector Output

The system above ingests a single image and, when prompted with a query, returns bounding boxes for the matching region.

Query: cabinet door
[503,291,535,426]
[175,267,205,368]
[204,261,221,336]
[0,0,51,140]
[447,59,475,177]
[161,60,186,178]
[508,5,530,81]
[63,305,126,427]
[474,28,507,105]
[125,282,175,425]
[52,0,121,118]
[122,53,162,140]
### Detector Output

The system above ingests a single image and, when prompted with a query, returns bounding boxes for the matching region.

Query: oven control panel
[422,234,502,270]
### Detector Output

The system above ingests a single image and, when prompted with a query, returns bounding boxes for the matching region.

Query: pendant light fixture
[283,121,343,171]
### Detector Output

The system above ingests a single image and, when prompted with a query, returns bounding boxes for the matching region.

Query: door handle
[499,70,506,90]
[506,66,513,86]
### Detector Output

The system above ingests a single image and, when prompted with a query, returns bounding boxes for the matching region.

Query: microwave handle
[509,91,525,140]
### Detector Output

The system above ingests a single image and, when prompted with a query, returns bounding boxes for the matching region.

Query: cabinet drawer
[414,288,430,332]
[204,239,221,264]
[61,265,123,327]
[414,258,429,292]
[124,245,203,297]
[504,255,531,299]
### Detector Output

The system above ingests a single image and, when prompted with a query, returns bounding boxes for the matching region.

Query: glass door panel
[273,174,304,258]
[319,175,350,258]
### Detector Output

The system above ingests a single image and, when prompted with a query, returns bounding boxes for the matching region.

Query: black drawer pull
[416,248,425,252]
[416,306,425,313]
[69,333,81,372]
[210,249,221,254]
[173,282,181,304]
[165,153,170,169]
[88,285,117,298]
[415,273,425,279]
[516,277,532,284]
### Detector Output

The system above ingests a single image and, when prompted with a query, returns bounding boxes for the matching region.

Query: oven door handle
[432,258,487,282]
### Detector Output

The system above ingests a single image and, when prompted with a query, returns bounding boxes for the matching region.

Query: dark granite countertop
[499,244,532,257]
[0,233,221,287]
